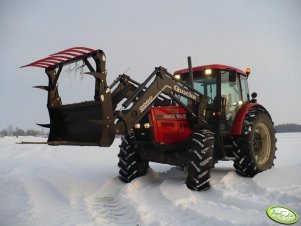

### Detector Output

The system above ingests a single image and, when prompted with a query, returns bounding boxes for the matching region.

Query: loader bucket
[48,101,112,146]
[21,47,116,147]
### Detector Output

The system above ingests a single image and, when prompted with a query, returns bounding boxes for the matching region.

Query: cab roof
[174,64,246,76]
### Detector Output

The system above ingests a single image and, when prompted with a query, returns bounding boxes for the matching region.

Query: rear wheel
[186,129,214,191]
[233,109,276,177]
[118,136,149,182]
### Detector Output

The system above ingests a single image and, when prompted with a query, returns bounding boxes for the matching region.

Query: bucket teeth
[36,123,50,128]
[33,85,49,91]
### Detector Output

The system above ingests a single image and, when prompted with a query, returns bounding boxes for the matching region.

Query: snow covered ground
[0,133,300,226]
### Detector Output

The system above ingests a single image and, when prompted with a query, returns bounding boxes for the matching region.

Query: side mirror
[251,92,257,99]
[229,71,237,82]
[251,92,257,103]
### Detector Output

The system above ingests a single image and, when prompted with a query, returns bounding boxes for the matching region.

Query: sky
[0,0,301,130]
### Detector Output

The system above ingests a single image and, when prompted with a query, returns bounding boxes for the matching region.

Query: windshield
[178,71,217,106]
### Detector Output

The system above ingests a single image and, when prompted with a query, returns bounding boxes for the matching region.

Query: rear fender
[231,103,271,136]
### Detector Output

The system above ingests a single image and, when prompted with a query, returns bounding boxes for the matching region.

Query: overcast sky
[0,0,300,130]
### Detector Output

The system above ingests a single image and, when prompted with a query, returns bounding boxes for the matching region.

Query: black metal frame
[28,49,208,148]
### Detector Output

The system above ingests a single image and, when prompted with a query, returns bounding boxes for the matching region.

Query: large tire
[233,109,276,177]
[118,136,149,182]
[186,129,214,191]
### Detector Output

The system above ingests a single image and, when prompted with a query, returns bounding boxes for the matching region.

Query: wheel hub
[253,123,271,166]
[254,133,262,152]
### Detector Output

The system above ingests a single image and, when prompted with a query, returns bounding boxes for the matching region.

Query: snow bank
[0,134,300,226]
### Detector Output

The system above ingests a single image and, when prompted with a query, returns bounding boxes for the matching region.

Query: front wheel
[118,136,149,182]
[186,129,214,191]
[233,109,276,177]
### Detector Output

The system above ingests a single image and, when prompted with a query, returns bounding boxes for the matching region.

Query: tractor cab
[174,65,251,157]
[175,65,250,132]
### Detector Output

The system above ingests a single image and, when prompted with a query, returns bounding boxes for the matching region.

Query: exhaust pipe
[187,56,194,88]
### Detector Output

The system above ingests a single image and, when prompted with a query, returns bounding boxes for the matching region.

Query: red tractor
[21,47,276,191]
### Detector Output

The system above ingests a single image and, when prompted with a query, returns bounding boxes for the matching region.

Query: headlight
[134,123,141,129]
[174,74,181,80]
[144,123,150,128]
[205,69,212,75]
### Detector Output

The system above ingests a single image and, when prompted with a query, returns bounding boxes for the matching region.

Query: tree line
[1,123,300,137]
[0,125,48,137]
[274,123,301,133]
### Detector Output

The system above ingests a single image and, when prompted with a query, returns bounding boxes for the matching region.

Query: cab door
[220,71,243,132]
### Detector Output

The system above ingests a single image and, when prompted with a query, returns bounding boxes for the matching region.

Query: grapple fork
[21,47,115,146]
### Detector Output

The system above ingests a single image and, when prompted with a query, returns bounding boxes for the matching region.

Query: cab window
[178,71,217,106]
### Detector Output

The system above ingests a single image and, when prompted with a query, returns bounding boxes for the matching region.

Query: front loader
[21,47,276,191]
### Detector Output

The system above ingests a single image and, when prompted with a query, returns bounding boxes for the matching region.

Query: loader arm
[110,74,171,110]
[115,66,207,135]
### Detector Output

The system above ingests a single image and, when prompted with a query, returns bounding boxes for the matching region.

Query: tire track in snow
[128,166,275,226]
[84,177,141,226]
[156,167,262,226]
[69,190,94,225]
[124,169,185,226]
[0,141,66,226]
[19,169,73,226]
[158,167,299,226]
[123,167,230,226]
[215,170,301,225]
[0,178,35,226]
[216,171,301,211]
